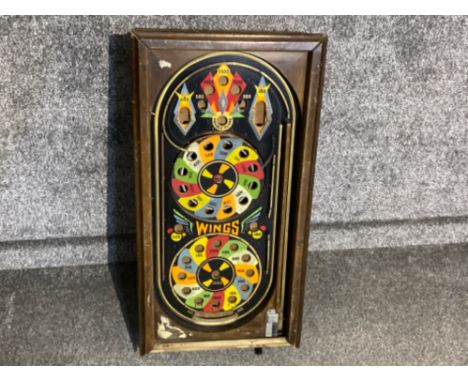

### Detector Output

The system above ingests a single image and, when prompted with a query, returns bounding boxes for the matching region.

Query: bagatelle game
[132,30,327,354]
[158,54,296,328]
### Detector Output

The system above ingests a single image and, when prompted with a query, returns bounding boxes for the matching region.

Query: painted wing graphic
[173,209,193,234]
[241,207,262,233]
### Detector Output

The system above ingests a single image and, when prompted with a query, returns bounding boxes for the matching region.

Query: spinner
[132,30,327,353]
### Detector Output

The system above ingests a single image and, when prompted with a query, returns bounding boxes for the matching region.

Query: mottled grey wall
[1,16,467,270]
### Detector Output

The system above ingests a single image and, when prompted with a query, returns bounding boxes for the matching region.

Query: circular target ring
[169,234,261,315]
[198,160,238,198]
[196,257,235,292]
[171,134,265,221]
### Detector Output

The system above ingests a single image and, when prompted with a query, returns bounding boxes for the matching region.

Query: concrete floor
[1,243,468,365]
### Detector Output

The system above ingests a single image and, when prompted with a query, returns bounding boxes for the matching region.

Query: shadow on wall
[107,33,139,351]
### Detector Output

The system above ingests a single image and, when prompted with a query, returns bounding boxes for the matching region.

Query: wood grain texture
[131,29,327,354]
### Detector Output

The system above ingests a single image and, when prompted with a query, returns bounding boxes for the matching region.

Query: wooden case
[131,29,327,354]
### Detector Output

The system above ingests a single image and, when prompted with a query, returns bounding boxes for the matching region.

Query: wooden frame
[131,29,327,354]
